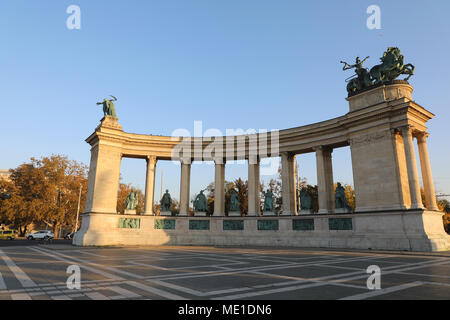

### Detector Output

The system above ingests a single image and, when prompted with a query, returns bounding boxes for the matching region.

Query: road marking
[213,258,450,300]
[104,286,141,298]
[51,294,72,300]
[85,292,111,300]
[72,250,106,257]
[125,281,186,300]
[32,247,144,279]
[29,247,124,281]
[339,282,423,300]
[11,293,32,300]
[0,250,36,288]
[0,272,7,290]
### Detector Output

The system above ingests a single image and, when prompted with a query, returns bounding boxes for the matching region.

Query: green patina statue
[341,56,372,95]
[161,190,172,212]
[96,95,118,118]
[342,47,415,95]
[229,189,239,212]
[299,188,313,211]
[335,183,348,210]
[125,189,138,211]
[263,189,274,212]
[193,190,208,212]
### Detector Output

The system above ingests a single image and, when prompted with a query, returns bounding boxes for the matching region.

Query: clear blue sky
[1,0,449,203]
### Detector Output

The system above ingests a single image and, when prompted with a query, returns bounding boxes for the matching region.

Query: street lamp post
[74,184,82,233]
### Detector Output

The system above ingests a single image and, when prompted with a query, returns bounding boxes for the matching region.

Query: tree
[235,178,248,215]
[0,178,36,236]
[0,155,88,237]
[438,199,450,234]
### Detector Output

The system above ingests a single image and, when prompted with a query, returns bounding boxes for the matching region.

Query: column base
[124,209,137,215]
[228,211,241,217]
[194,212,207,217]
[160,211,172,216]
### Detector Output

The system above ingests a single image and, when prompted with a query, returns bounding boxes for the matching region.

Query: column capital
[214,157,226,165]
[414,131,429,142]
[390,128,401,135]
[146,155,158,166]
[280,151,296,159]
[180,157,192,165]
[248,154,260,165]
[312,146,333,153]
[399,124,415,136]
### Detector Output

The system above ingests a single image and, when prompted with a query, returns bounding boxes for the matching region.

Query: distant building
[0,170,11,181]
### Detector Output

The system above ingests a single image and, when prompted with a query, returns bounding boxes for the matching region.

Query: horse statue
[341,47,415,95]
[369,47,415,84]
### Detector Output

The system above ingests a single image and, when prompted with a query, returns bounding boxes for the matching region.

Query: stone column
[416,132,438,211]
[314,146,334,214]
[179,158,191,216]
[144,156,157,215]
[281,152,297,215]
[401,126,424,209]
[248,155,260,216]
[214,158,226,216]
[84,145,122,214]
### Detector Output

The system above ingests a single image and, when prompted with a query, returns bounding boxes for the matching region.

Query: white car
[26,230,54,240]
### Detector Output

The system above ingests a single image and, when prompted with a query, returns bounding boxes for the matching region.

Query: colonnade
[136,124,437,216]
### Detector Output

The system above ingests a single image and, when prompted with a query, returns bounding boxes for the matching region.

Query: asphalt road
[0,239,72,247]
[0,244,448,300]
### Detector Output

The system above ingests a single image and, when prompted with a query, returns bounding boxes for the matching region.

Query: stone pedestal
[335,208,350,214]
[160,211,172,216]
[73,210,450,252]
[194,211,207,217]
[228,211,241,217]
[299,210,312,215]
[124,209,137,215]
[262,211,276,216]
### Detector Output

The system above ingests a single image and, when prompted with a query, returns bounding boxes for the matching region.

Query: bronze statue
[341,56,372,95]
[193,190,208,212]
[125,189,138,211]
[229,189,239,212]
[299,188,313,211]
[341,48,415,95]
[161,190,172,212]
[335,183,348,210]
[96,95,118,118]
[369,47,414,84]
[263,189,274,212]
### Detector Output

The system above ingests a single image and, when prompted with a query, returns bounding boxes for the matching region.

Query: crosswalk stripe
[0,250,36,288]
[85,292,110,300]
[339,282,424,300]
[104,286,141,298]
[11,293,32,300]
[0,272,7,290]
[126,281,185,300]
[29,247,124,281]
